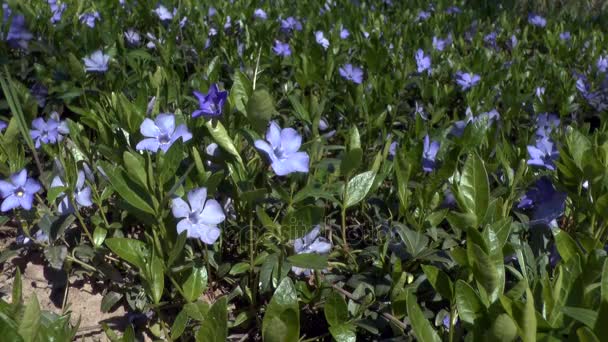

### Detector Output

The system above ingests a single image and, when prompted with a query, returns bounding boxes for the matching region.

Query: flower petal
[266,121,281,148]
[187,188,208,213]
[171,197,190,218]
[18,194,34,210]
[0,180,16,198]
[24,179,41,194]
[1,195,21,212]
[171,124,192,144]
[199,199,226,225]
[136,138,160,152]
[177,219,194,237]
[139,118,160,137]
[285,152,309,173]
[254,140,277,163]
[155,113,176,134]
[280,128,302,153]
[76,187,93,207]
[51,175,65,189]
[11,169,27,187]
[198,225,220,245]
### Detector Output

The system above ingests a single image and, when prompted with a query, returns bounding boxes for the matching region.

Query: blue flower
[31,83,48,107]
[30,113,69,148]
[48,0,66,24]
[153,5,175,21]
[445,6,461,14]
[415,49,431,74]
[136,113,192,153]
[192,84,228,118]
[339,64,364,84]
[416,10,431,21]
[315,31,329,50]
[291,226,331,276]
[51,170,93,215]
[339,27,350,39]
[535,113,559,138]
[171,188,225,244]
[83,50,110,73]
[124,29,141,46]
[0,169,41,212]
[253,8,267,20]
[272,40,292,57]
[560,32,571,41]
[597,55,608,73]
[527,138,559,170]
[0,120,7,132]
[255,121,310,176]
[455,71,481,90]
[518,177,566,227]
[79,11,100,28]
[528,13,547,27]
[422,135,440,172]
[280,17,302,32]
[3,5,33,49]
[432,34,452,51]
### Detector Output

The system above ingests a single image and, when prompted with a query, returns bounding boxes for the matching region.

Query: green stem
[449,303,455,342]
[66,255,97,272]
[341,207,349,251]
[70,197,94,243]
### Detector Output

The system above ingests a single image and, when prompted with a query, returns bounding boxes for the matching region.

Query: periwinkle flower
[518,177,566,227]
[445,6,461,14]
[280,17,302,32]
[272,40,292,57]
[0,120,7,132]
[291,226,331,276]
[30,113,69,148]
[597,56,608,73]
[79,11,100,28]
[528,13,546,27]
[389,141,398,158]
[224,16,232,30]
[416,10,431,21]
[153,5,175,21]
[432,34,452,51]
[484,31,498,49]
[455,71,481,90]
[124,29,141,46]
[51,170,93,215]
[0,169,41,212]
[171,188,225,244]
[339,27,350,39]
[192,84,228,118]
[315,31,329,50]
[31,83,48,107]
[253,8,267,20]
[83,50,110,73]
[136,113,192,153]
[255,121,309,176]
[415,49,431,74]
[535,86,546,99]
[207,7,217,17]
[535,113,559,138]
[3,7,33,49]
[48,0,66,24]
[422,135,440,172]
[560,32,571,41]
[339,64,364,84]
[527,138,559,170]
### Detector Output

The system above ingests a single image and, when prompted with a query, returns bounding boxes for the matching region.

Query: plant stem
[449,304,455,342]
[66,255,97,272]
[341,207,349,251]
[70,197,94,243]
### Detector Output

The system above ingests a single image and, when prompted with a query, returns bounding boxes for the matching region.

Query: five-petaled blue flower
[48,0,66,24]
[518,177,566,227]
[455,71,481,90]
[535,113,559,138]
[83,50,110,73]
[528,13,547,27]
[339,64,364,84]
[0,120,7,132]
[527,138,559,170]
[415,49,431,74]
[124,29,141,46]
[154,5,175,21]
[422,135,440,172]
[51,170,93,215]
[255,121,310,176]
[340,27,350,39]
[30,113,69,149]
[136,113,192,153]
[432,34,452,51]
[192,84,228,118]
[3,5,33,49]
[272,40,292,57]
[171,187,226,244]
[597,56,608,73]
[79,11,100,28]
[253,8,267,20]
[315,31,329,50]
[292,226,331,276]
[0,169,41,212]
[280,17,302,32]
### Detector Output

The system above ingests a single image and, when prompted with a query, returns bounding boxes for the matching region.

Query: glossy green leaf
[421,265,453,301]
[457,153,489,224]
[183,266,208,302]
[325,292,348,326]
[287,254,328,270]
[101,292,122,313]
[99,162,155,215]
[344,171,376,208]
[204,120,243,166]
[18,294,40,342]
[455,280,485,324]
[105,238,148,270]
[247,89,275,133]
[262,277,299,342]
[196,297,227,342]
[406,291,441,342]
[329,324,356,342]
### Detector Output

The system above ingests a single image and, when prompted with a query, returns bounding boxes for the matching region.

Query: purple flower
[527,138,559,170]
[171,188,225,244]
[389,141,398,158]
[79,11,100,28]
[253,8,267,20]
[445,6,461,14]
[3,6,33,49]
[339,64,364,84]
[208,7,217,17]
[536,113,559,138]
[83,50,110,73]
[535,86,546,99]
[124,29,141,46]
[255,121,309,176]
[0,169,41,212]
[455,71,481,90]
[51,170,93,215]
[153,5,175,21]
[484,31,498,48]
[30,113,69,148]
[518,177,566,227]
[597,56,608,73]
[415,49,431,74]
[292,226,331,276]
[432,34,452,51]
[416,10,431,21]
[528,13,546,27]
[315,31,329,50]
[560,32,571,41]
[192,84,228,118]
[272,40,291,57]
[339,27,350,39]
[48,0,66,24]
[0,120,7,132]
[31,83,48,107]
[136,113,192,153]
[280,17,302,32]
[422,135,440,172]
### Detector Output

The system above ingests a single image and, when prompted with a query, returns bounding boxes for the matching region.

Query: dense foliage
[1,0,608,341]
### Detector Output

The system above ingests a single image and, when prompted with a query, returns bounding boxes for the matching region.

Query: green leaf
[122,151,147,189]
[229,262,250,275]
[394,224,429,258]
[562,307,597,328]
[324,292,348,327]
[105,238,148,270]
[93,227,107,248]
[487,314,518,342]
[406,291,441,342]
[204,120,243,166]
[171,308,189,340]
[457,153,490,224]
[262,277,300,342]
[44,245,67,270]
[167,231,188,267]
[101,292,122,313]
[99,162,155,215]
[577,327,601,342]
[146,255,164,304]
[329,324,356,342]
[553,230,581,263]
[246,89,275,133]
[594,259,608,337]
[196,297,227,342]
[344,171,376,208]
[47,186,67,203]
[455,280,485,324]
[12,268,22,310]
[182,266,208,303]
[230,71,252,114]
[0,313,22,342]
[18,294,40,342]
[280,206,323,239]
[421,265,453,301]
[287,254,328,270]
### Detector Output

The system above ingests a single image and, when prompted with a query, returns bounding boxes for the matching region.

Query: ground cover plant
[1,0,608,341]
